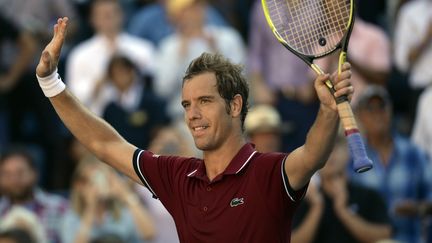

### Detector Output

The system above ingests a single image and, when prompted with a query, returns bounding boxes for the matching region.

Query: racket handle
[337,101,373,173]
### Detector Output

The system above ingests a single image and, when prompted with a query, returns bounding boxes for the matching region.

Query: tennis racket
[262,0,373,173]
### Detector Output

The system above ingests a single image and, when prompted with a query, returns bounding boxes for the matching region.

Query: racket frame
[262,0,373,173]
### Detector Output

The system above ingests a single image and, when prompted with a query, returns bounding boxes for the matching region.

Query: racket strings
[266,0,350,56]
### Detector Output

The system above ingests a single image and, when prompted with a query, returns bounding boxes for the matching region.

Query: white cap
[245,105,281,134]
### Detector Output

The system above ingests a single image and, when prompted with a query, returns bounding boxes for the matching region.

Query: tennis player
[36,17,354,243]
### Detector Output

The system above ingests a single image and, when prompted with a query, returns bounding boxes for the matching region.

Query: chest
[170,175,289,242]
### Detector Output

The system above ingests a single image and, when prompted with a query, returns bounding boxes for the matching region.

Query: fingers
[315,73,330,85]
[36,17,68,77]
[333,62,353,98]
[340,62,351,72]
[52,17,68,49]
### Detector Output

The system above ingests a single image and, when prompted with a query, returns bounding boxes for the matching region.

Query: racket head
[262,0,355,60]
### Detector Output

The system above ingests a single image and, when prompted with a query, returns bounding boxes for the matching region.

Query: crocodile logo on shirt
[230,197,244,207]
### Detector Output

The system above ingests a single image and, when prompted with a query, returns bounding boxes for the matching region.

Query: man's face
[182,72,239,151]
[110,63,134,91]
[91,1,123,36]
[176,2,205,35]
[0,155,36,202]
[358,97,391,136]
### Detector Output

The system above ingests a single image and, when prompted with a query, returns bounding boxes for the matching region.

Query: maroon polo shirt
[133,143,307,243]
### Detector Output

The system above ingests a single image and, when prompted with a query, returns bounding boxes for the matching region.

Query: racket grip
[346,131,373,173]
[337,101,373,173]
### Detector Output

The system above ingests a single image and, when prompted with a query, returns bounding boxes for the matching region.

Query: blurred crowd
[0,0,432,242]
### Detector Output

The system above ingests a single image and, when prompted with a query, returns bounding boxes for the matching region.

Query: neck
[101,31,118,42]
[203,135,246,181]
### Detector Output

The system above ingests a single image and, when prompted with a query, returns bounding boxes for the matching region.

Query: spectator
[154,0,245,120]
[350,85,432,243]
[394,0,432,90]
[386,0,412,35]
[0,14,37,149]
[61,156,155,243]
[0,2,75,191]
[206,0,254,40]
[66,0,155,111]
[393,0,432,129]
[127,0,227,46]
[0,147,68,243]
[292,137,392,243]
[244,104,284,153]
[411,86,432,160]
[93,55,170,148]
[0,0,78,46]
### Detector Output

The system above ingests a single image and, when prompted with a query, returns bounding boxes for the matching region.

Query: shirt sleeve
[254,153,308,215]
[411,91,430,154]
[132,149,195,210]
[393,7,417,73]
[281,157,308,203]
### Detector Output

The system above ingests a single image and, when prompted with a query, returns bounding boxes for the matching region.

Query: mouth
[191,125,209,136]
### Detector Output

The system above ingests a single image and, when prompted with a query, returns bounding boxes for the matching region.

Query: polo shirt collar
[188,143,257,180]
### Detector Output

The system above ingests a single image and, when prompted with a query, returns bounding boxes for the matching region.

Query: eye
[200,98,210,104]
[182,102,190,109]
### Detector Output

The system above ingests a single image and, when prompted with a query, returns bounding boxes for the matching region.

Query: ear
[230,94,243,118]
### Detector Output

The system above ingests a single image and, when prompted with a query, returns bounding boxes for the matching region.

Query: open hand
[36,17,68,77]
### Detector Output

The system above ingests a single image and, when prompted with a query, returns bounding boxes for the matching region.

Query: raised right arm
[36,17,140,183]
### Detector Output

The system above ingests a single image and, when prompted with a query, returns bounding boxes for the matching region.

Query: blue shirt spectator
[349,85,432,243]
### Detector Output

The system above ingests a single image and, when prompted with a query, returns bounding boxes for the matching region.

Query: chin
[194,140,214,151]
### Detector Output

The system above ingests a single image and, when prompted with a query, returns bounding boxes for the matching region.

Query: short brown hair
[183,53,249,131]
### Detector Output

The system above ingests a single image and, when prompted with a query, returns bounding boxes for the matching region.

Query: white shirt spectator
[411,86,432,159]
[394,0,432,88]
[66,33,155,109]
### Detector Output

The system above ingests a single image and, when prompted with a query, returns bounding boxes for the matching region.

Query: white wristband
[36,68,66,97]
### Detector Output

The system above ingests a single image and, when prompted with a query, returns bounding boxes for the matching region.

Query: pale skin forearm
[335,207,392,242]
[285,63,353,190]
[291,204,323,243]
[48,90,138,182]
[287,105,339,190]
[303,105,339,169]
